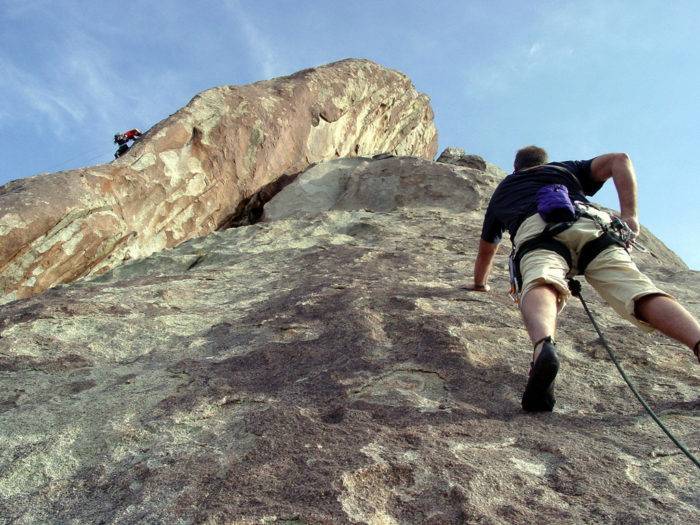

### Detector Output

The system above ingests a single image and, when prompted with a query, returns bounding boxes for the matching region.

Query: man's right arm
[471,239,499,291]
[590,153,639,235]
[471,198,504,291]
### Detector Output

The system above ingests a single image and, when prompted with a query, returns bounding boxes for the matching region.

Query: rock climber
[468,145,700,412]
[113,128,142,158]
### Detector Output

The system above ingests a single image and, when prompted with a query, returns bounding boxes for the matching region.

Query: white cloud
[0,6,188,142]
[528,42,542,57]
[224,0,284,80]
[0,57,86,132]
[462,8,589,99]
[460,0,662,100]
[462,43,554,98]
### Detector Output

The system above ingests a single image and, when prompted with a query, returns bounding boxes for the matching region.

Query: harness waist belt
[513,236,571,289]
[513,226,624,289]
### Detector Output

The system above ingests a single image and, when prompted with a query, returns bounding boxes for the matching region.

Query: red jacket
[122,129,142,140]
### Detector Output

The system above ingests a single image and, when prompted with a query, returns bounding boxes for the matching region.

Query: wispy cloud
[0,6,186,141]
[224,0,284,80]
[463,38,575,98]
[460,2,644,100]
[0,1,285,147]
[0,57,86,132]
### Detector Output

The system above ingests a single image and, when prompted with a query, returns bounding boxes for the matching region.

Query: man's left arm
[590,153,639,235]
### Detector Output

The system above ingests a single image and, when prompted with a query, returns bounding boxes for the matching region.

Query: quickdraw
[608,216,647,253]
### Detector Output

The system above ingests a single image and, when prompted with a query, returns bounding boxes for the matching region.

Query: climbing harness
[508,203,647,304]
[568,278,700,469]
[509,220,576,303]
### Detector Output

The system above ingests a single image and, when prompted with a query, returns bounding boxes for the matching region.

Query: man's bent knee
[523,282,559,300]
[521,279,568,312]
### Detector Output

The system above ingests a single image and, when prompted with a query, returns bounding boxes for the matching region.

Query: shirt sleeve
[481,203,504,244]
[561,159,603,196]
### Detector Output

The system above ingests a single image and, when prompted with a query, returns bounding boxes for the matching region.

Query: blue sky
[1,0,698,268]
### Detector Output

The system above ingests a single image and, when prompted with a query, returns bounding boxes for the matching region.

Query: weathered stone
[0,59,438,304]
[263,157,371,221]
[437,146,488,171]
[263,156,503,221]
[0,156,697,523]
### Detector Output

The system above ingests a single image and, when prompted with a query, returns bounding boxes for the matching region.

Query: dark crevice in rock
[372,152,394,160]
[218,169,308,229]
[186,254,206,271]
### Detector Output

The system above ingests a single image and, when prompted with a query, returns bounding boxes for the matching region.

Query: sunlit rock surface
[1,155,697,523]
[0,59,437,304]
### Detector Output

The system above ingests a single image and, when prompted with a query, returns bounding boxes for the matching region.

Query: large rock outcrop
[0,59,437,304]
[436,146,488,171]
[1,155,697,523]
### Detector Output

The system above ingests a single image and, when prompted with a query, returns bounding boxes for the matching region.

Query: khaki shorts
[514,206,669,331]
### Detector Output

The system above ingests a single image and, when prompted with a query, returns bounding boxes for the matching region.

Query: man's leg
[521,283,560,360]
[635,294,700,359]
[520,283,561,412]
[517,250,570,412]
[585,246,700,362]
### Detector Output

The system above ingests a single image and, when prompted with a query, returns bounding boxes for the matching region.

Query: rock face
[0,59,437,304]
[1,155,698,524]
[263,156,494,221]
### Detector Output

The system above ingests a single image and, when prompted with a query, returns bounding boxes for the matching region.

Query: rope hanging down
[46,146,111,172]
[567,278,700,470]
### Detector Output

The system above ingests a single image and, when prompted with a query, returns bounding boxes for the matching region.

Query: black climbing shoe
[522,337,560,412]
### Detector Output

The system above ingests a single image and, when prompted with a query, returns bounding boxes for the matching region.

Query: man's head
[514,145,549,171]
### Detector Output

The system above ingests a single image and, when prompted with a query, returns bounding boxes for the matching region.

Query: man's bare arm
[470,239,499,291]
[590,153,639,234]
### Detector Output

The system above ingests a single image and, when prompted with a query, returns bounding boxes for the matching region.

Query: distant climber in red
[113,129,143,158]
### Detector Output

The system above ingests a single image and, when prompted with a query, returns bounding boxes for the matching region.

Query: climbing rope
[568,278,700,469]
[46,146,112,172]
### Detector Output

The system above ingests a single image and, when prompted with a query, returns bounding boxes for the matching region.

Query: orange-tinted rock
[0,59,437,303]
